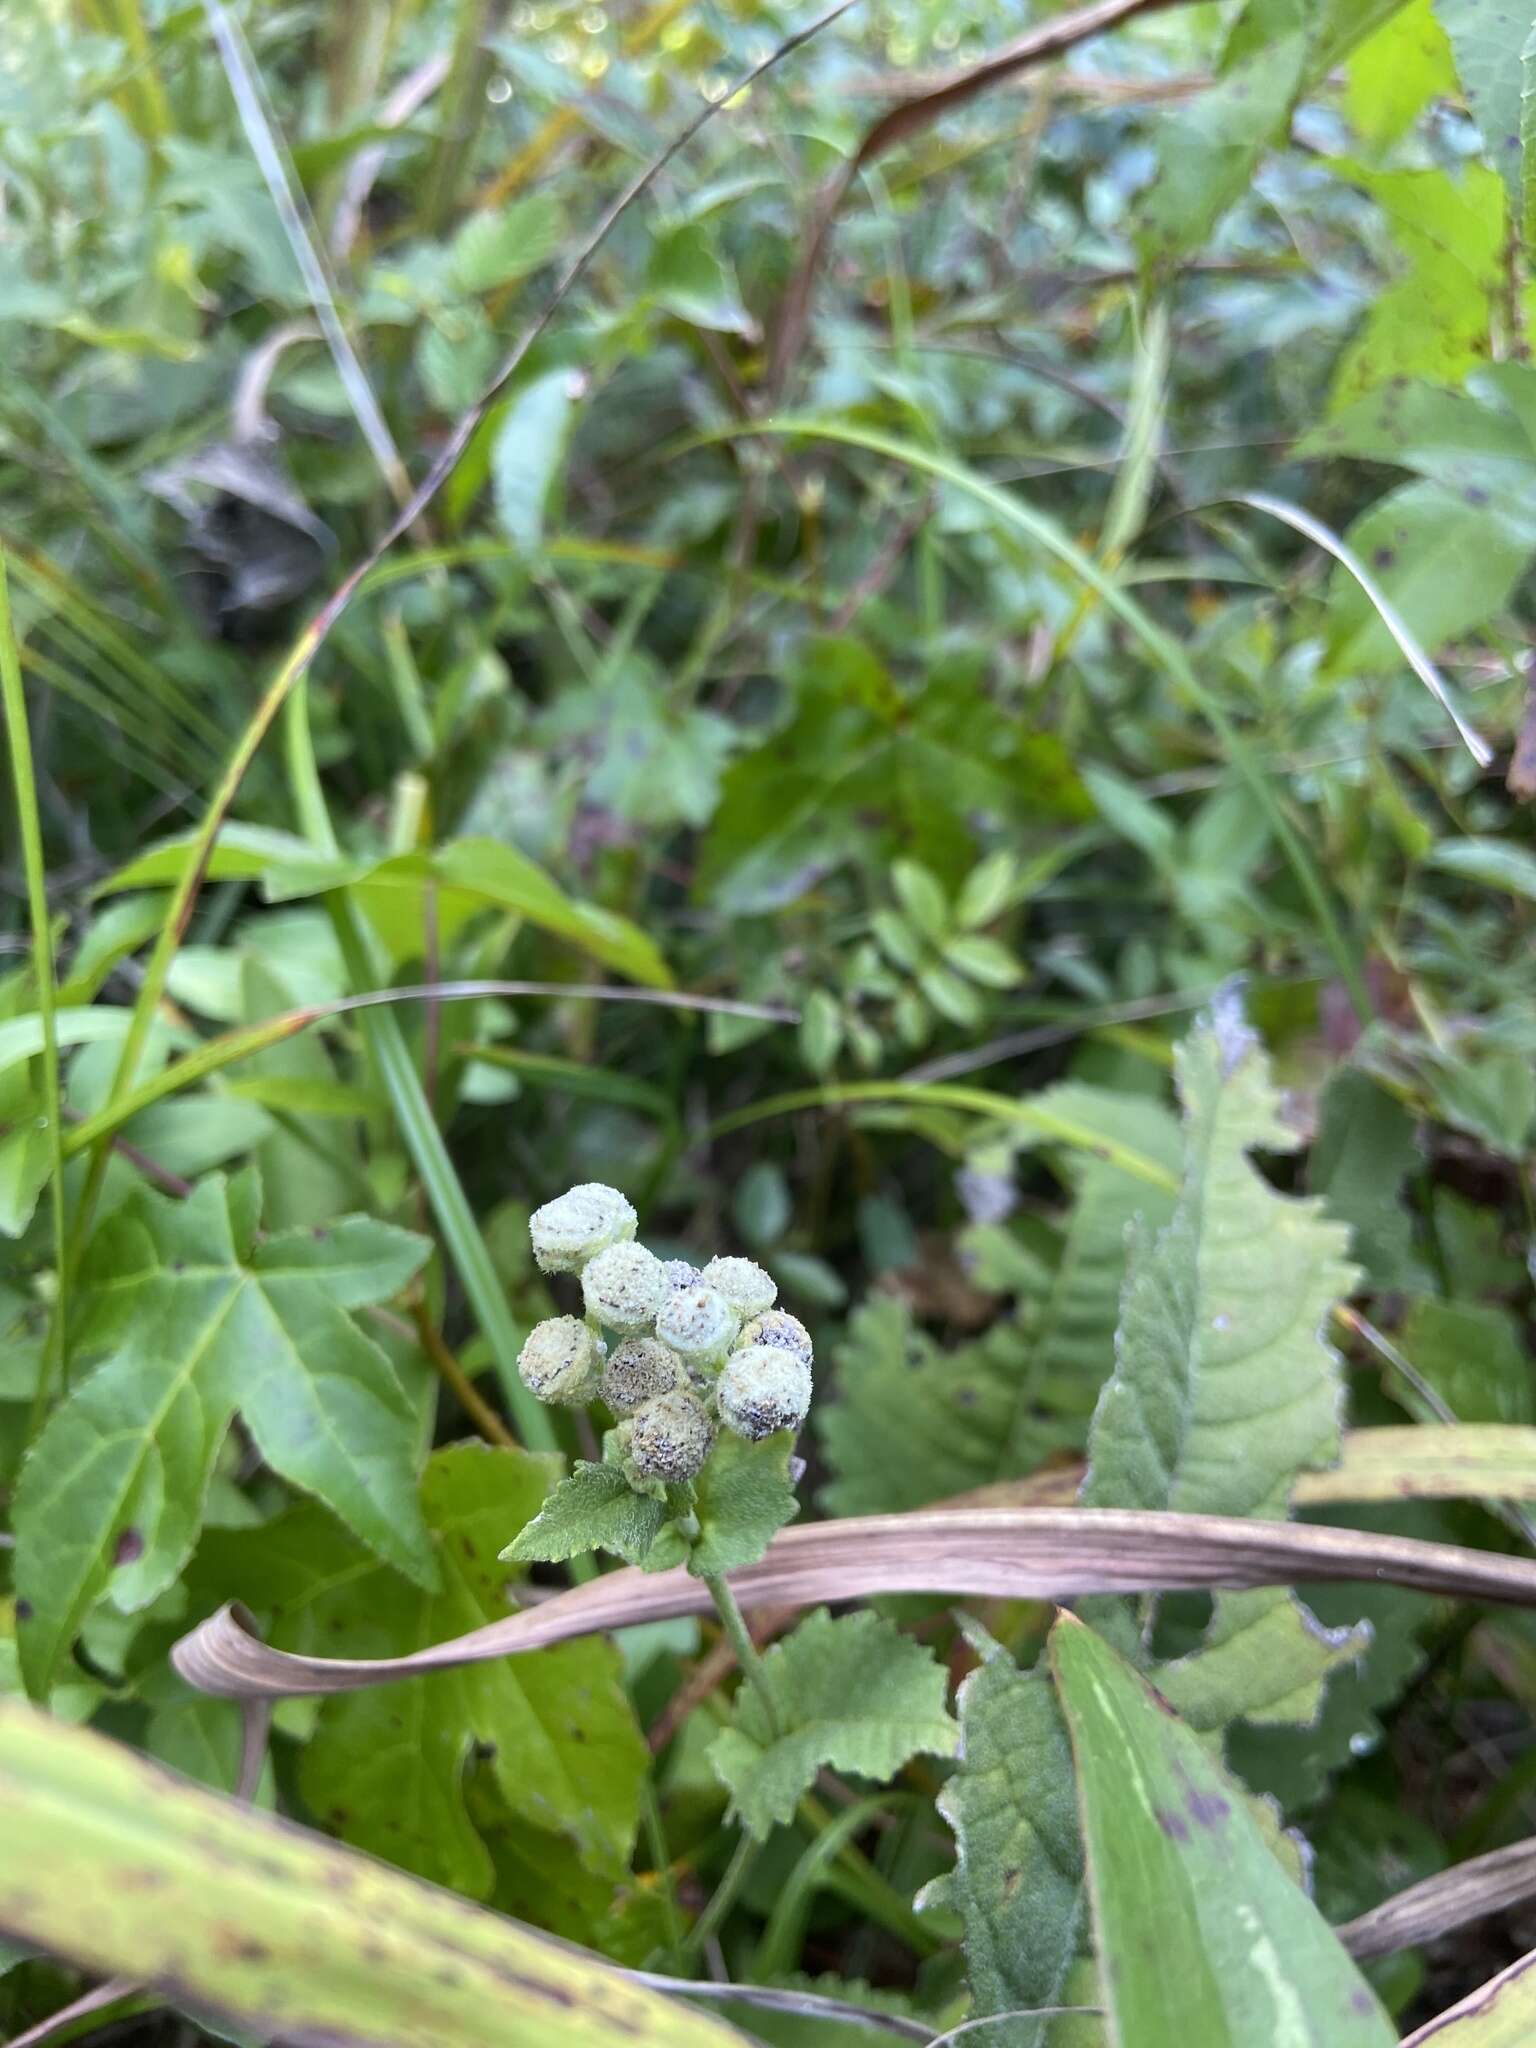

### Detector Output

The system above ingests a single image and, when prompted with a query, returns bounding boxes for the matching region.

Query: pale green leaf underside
[708,1608,958,1839]
[503,1461,667,1569]
[926,1646,1086,2048]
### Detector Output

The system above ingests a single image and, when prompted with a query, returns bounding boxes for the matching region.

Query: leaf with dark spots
[0,1697,738,2048]
[1052,1615,1396,2047]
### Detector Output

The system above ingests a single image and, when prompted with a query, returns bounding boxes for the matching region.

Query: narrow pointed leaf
[1051,1615,1396,2048]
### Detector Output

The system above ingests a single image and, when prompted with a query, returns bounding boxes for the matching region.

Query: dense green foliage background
[3,0,1536,2040]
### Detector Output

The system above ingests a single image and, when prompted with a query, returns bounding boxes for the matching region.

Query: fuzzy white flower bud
[700,1255,777,1319]
[528,1182,637,1274]
[736,1309,813,1369]
[655,1282,738,1367]
[517,1316,605,1405]
[601,1335,685,1417]
[660,1259,701,1291]
[717,1344,812,1441]
[581,1240,667,1333]
[624,1388,715,1483]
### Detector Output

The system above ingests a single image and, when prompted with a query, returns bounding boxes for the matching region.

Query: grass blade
[328,905,560,1453]
[959,1424,1536,1509]
[59,981,788,1158]
[0,549,67,1414]
[1235,490,1492,767]
[1398,1947,1536,2044]
[709,1080,1179,1191]
[706,416,1372,1022]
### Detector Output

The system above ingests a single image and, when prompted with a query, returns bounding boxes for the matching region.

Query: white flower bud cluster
[517,1183,816,1484]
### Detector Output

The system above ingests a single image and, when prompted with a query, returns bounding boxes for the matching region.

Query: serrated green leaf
[708,1608,958,1839]
[681,1431,800,1578]
[1230,1504,1438,1811]
[1155,1586,1369,1733]
[1434,0,1529,211]
[926,1642,1086,2048]
[1310,1068,1422,1290]
[14,1174,434,1696]
[820,1097,1180,1517]
[202,1444,648,1897]
[1080,1000,1360,1723]
[503,1460,668,1569]
[492,369,580,555]
[449,195,563,294]
[1051,1616,1396,2048]
[1082,1004,1358,1524]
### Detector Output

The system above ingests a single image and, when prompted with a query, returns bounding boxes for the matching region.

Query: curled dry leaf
[174,1506,1536,1700]
[1337,1836,1536,1962]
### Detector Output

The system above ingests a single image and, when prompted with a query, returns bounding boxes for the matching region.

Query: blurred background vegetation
[3,0,1536,2035]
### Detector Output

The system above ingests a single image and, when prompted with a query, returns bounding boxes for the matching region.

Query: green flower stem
[640,1779,687,1957]
[703,1572,779,1739]
[754,1793,895,1979]
[682,1825,756,1960]
[798,1791,954,1956]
